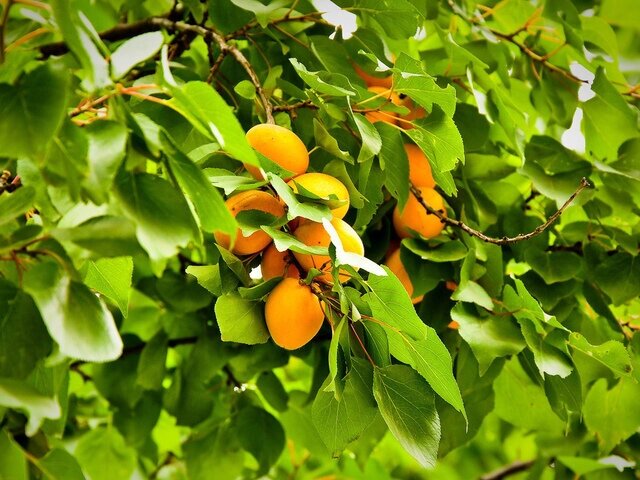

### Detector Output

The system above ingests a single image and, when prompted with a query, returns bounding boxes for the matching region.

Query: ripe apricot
[364,86,402,125]
[353,63,393,89]
[393,187,446,239]
[265,278,325,350]
[245,124,309,180]
[405,144,435,189]
[261,244,300,280]
[293,218,364,283]
[214,190,285,255]
[399,96,426,128]
[287,173,350,219]
[386,248,423,304]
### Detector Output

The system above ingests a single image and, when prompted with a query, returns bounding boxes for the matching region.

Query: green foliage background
[0,0,639,479]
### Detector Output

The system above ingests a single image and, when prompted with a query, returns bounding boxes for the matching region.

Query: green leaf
[169,81,258,166]
[114,170,199,262]
[557,456,618,476]
[84,256,133,317]
[0,379,61,436]
[37,449,86,480]
[493,358,564,432]
[75,427,137,480]
[593,253,640,305]
[582,68,638,161]
[290,58,356,96]
[256,371,289,412]
[584,378,640,453]
[83,120,128,204]
[267,174,332,223]
[234,79,256,99]
[186,264,238,297]
[312,358,378,455]
[162,133,237,237]
[233,406,285,473]
[402,239,467,262]
[568,333,632,378]
[451,303,526,374]
[373,365,440,468]
[23,261,123,363]
[404,106,464,195]
[214,294,270,345]
[0,64,69,158]
[377,123,409,210]
[393,54,457,117]
[184,423,243,480]
[230,0,288,26]
[238,278,280,300]
[524,250,584,284]
[110,31,164,79]
[451,280,494,310]
[0,430,27,480]
[261,226,328,255]
[0,285,51,379]
[352,113,382,163]
[365,268,466,419]
[0,186,35,227]
[136,331,168,391]
[50,2,112,90]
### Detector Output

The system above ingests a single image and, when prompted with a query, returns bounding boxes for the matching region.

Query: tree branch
[411,178,590,246]
[0,0,14,64]
[480,459,535,480]
[40,17,275,123]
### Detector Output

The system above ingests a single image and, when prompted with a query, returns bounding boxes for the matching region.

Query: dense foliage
[0,0,639,478]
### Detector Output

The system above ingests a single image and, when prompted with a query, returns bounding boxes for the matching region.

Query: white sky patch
[561,108,586,154]
[249,265,262,280]
[313,0,358,39]
[570,62,596,101]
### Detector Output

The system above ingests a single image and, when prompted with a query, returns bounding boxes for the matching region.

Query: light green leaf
[267,174,332,223]
[161,133,236,237]
[214,294,269,345]
[84,256,133,317]
[0,186,35,227]
[402,239,468,262]
[50,2,112,90]
[75,427,136,480]
[169,82,258,166]
[377,123,409,210]
[37,449,86,480]
[451,303,525,374]
[110,31,164,79]
[352,113,382,163]
[312,358,378,455]
[584,378,640,453]
[290,58,356,97]
[0,430,27,480]
[568,333,632,378]
[0,379,61,436]
[451,280,494,310]
[23,261,123,363]
[373,365,440,468]
[83,121,128,204]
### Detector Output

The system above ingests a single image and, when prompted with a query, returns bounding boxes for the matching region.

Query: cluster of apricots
[212,63,449,349]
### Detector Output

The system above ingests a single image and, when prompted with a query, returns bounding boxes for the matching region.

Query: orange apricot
[214,190,285,255]
[244,124,309,180]
[287,172,350,219]
[261,244,300,280]
[405,144,435,189]
[265,278,325,350]
[393,187,446,239]
[386,248,423,304]
[293,218,364,283]
[364,86,402,125]
[354,63,393,89]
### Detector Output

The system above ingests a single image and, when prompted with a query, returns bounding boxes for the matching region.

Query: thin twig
[410,178,590,246]
[272,99,318,112]
[480,459,535,480]
[0,0,14,64]
[206,50,227,84]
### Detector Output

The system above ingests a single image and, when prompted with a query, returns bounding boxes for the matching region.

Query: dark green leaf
[214,294,269,344]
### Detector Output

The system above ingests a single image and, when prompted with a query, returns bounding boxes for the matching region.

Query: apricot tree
[0,1,639,479]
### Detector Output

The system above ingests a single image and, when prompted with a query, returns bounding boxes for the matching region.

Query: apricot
[261,244,300,280]
[214,190,285,255]
[265,278,325,350]
[364,86,402,125]
[405,144,435,189]
[399,96,426,128]
[354,63,393,89]
[293,218,364,283]
[245,124,309,180]
[393,187,446,239]
[386,248,423,304]
[287,172,350,219]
